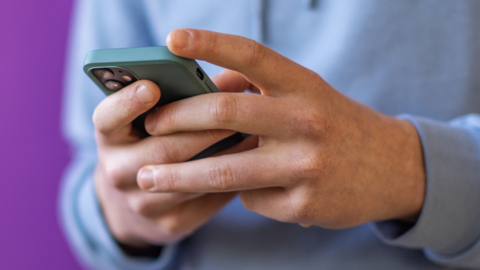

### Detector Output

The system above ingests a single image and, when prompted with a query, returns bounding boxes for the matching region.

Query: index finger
[166,29,309,95]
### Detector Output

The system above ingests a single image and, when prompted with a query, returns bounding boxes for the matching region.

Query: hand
[137,29,426,229]
[93,79,252,247]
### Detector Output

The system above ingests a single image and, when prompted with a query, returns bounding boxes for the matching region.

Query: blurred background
[0,1,82,269]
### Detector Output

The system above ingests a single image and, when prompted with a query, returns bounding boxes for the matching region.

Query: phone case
[84,46,244,160]
[84,46,220,101]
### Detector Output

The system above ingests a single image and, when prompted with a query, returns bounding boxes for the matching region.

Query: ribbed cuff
[373,115,480,255]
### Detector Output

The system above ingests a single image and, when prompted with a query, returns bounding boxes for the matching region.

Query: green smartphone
[84,46,244,160]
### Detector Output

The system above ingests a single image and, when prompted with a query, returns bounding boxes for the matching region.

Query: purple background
[0,1,82,269]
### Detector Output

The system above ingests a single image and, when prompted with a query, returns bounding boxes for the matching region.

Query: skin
[95,29,426,247]
[139,29,426,227]
[94,78,256,246]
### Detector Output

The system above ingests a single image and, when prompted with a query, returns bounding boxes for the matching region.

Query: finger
[210,135,258,157]
[211,70,260,93]
[137,148,288,193]
[103,129,235,190]
[127,191,204,217]
[150,192,237,244]
[145,92,292,136]
[93,80,160,137]
[240,188,297,223]
[167,29,312,94]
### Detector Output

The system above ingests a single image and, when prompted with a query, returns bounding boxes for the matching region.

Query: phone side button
[205,79,218,93]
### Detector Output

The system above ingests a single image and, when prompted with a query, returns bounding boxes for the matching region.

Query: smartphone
[84,46,244,160]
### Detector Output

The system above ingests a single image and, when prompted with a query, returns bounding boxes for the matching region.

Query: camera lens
[105,80,124,91]
[93,69,114,80]
[122,75,133,82]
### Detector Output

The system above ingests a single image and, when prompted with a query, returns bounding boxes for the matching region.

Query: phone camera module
[92,67,137,90]
[105,80,124,91]
[93,68,114,80]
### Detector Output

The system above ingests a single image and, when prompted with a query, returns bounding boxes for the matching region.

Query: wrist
[378,117,426,222]
[397,118,426,222]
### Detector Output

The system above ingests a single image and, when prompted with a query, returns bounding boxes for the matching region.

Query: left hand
[138,29,426,229]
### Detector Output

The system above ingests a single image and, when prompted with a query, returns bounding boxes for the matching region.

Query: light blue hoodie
[61,1,480,269]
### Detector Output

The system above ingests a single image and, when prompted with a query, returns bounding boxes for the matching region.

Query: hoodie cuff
[373,115,480,255]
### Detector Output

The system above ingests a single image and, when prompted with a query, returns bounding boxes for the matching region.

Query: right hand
[93,79,253,247]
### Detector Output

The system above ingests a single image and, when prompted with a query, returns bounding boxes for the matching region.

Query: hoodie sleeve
[373,114,480,269]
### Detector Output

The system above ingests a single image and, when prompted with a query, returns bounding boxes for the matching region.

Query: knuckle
[294,109,324,135]
[291,196,312,222]
[209,94,238,124]
[290,192,356,229]
[158,211,183,235]
[208,162,235,191]
[289,151,324,180]
[128,197,151,216]
[242,39,266,68]
[117,92,139,118]
[284,190,315,223]
[103,161,128,190]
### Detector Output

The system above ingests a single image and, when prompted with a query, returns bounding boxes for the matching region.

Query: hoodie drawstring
[304,0,318,9]
[250,0,267,43]
[250,0,318,43]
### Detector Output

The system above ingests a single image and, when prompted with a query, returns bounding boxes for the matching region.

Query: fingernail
[145,107,158,134]
[138,168,155,190]
[145,116,155,133]
[136,84,154,104]
[171,30,192,49]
